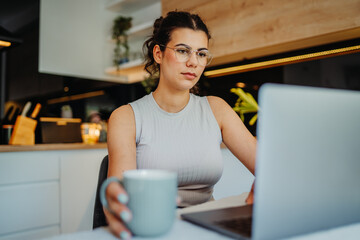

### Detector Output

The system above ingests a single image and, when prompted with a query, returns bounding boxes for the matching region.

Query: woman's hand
[245,182,255,204]
[104,181,132,239]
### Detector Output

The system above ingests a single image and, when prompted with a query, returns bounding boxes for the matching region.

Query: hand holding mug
[102,180,132,239]
[101,170,178,239]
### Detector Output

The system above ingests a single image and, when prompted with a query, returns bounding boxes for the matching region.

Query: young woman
[104,11,256,239]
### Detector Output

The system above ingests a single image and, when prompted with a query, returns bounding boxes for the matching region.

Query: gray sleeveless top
[129,93,223,207]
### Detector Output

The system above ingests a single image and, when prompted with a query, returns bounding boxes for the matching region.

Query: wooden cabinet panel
[0,182,60,235]
[0,152,59,185]
[162,0,360,66]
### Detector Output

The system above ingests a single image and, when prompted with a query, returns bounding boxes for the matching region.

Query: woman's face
[155,28,209,92]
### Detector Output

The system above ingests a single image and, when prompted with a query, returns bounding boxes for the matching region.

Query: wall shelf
[128,21,153,38]
[107,21,152,43]
[105,61,149,84]
[104,0,160,82]
[106,0,159,13]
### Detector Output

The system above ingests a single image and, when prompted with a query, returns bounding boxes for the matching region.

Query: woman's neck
[152,87,190,113]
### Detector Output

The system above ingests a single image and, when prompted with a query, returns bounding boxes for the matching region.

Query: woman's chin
[178,83,197,92]
[180,78,199,90]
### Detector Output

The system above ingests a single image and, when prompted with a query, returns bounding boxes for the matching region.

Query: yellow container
[81,123,102,144]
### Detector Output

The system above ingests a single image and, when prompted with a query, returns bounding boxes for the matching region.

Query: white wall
[213,148,255,200]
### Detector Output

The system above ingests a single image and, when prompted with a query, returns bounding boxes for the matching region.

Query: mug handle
[100,177,124,215]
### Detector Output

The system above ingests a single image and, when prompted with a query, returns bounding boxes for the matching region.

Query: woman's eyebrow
[174,43,191,49]
[174,43,208,51]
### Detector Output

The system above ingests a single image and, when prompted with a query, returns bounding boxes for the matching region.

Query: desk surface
[41,193,360,240]
[43,220,234,240]
[41,217,360,240]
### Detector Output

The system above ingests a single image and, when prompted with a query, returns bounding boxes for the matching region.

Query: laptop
[181,84,360,239]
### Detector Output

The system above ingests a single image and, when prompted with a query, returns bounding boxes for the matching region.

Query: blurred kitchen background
[1,0,359,140]
[1,1,360,239]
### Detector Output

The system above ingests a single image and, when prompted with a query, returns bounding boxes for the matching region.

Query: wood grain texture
[0,143,107,153]
[162,0,360,66]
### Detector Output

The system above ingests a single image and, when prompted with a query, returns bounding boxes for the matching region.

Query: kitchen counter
[0,143,107,152]
[0,145,108,239]
[0,142,228,152]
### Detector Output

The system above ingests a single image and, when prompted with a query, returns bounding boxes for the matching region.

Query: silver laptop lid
[253,84,360,240]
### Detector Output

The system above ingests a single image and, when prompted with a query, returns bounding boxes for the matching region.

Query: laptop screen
[253,84,360,239]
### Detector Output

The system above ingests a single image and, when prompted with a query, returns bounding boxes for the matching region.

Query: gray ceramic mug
[101,169,178,237]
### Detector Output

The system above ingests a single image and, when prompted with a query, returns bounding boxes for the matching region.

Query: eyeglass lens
[174,48,212,66]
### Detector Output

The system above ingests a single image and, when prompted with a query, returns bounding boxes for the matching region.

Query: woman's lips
[181,72,197,80]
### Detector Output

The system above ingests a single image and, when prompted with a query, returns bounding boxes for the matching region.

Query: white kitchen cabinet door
[39,0,120,82]
[0,152,60,239]
[0,225,59,240]
[0,152,59,185]
[59,149,107,233]
[0,182,60,236]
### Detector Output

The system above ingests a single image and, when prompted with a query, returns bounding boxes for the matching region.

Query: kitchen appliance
[39,117,82,143]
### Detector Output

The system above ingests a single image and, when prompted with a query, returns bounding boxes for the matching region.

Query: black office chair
[93,155,109,229]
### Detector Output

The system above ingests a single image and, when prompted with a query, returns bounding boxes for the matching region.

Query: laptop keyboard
[215,217,252,237]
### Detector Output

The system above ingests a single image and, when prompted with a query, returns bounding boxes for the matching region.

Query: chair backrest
[93,155,109,229]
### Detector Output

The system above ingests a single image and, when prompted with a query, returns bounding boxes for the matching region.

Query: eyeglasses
[160,44,213,66]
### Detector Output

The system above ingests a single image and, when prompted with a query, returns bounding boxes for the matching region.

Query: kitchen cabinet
[162,0,360,67]
[0,152,61,240]
[0,147,107,239]
[39,0,160,84]
[59,149,107,234]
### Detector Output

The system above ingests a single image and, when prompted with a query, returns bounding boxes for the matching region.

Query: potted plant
[231,88,259,126]
[112,16,132,68]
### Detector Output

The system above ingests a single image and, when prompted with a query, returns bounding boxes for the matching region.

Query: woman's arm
[208,96,256,204]
[107,104,137,178]
[207,96,257,174]
[105,104,137,238]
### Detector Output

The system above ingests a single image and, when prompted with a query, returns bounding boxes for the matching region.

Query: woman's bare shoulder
[107,104,136,152]
[206,96,231,113]
[207,95,227,105]
[107,104,137,174]
[109,104,134,123]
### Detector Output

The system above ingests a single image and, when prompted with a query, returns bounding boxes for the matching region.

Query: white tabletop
[43,220,233,240]
[42,194,360,240]
[42,222,360,240]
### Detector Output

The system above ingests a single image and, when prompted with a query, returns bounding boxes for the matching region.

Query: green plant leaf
[249,114,258,126]
[231,87,259,125]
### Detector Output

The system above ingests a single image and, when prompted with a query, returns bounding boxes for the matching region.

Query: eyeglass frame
[158,44,213,66]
